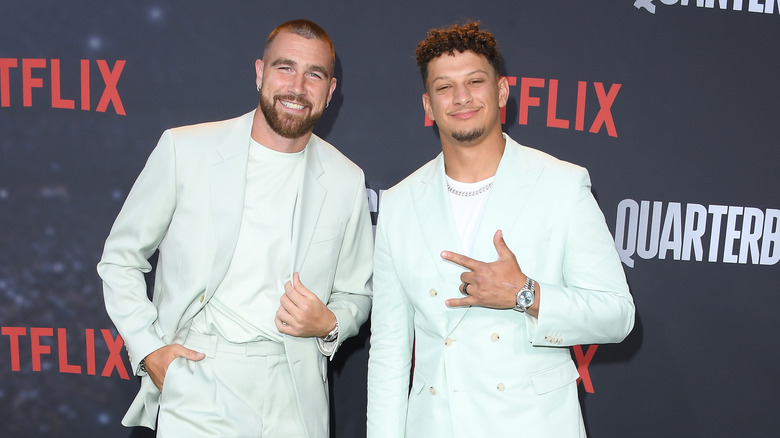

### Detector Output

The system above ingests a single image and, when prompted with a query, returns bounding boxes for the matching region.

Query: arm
[441,169,634,346]
[96,130,176,375]
[322,178,374,346]
[530,169,635,346]
[276,176,374,355]
[366,211,415,437]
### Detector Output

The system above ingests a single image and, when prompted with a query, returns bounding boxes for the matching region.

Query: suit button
[444,337,453,346]
[497,383,506,392]
[429,387,437,395]
[429,288,438,297]
[545,334,563,344]
[490,333,500,342]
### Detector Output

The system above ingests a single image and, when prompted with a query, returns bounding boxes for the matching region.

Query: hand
[440,229,538,317]
[143,344,205,391]
[276,272,337,338]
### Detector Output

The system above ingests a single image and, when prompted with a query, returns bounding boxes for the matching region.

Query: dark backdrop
[1,1,778,437]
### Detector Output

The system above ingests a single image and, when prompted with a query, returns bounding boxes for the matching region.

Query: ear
[255,59,264,90]
[327,77,337,103]
[498,76,509,109]
[422,92,434,122]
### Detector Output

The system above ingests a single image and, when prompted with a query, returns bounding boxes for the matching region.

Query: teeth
[280,100,305,110]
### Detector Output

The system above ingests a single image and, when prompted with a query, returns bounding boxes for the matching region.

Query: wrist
[513,276,536,313]
[320,319,339,342]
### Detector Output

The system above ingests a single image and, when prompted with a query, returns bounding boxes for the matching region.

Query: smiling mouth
[276,95,309,111]
[449,107,481,119]
[280,100,306,110]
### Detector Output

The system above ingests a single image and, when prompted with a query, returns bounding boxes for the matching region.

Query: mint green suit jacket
[98,111,373,437]
[367,135,634,438]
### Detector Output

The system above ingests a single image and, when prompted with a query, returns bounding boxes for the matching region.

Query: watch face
[518,290,534,308]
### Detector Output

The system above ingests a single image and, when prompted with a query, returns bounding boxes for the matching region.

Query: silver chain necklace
[447,181,493,197]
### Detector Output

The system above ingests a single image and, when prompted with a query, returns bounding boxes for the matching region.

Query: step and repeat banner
[1,1,778,437]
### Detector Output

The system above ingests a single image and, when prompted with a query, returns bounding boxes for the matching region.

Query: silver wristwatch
[513,277,536,312]
[321,320,339,342]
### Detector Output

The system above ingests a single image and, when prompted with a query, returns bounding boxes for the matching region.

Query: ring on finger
[462,282,470,295]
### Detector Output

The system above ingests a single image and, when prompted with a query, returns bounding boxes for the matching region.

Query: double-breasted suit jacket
[98,110,373,437]
[367,134,634,438]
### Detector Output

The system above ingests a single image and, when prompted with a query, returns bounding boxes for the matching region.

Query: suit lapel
[290,136,325,273]
[468,135,543,262]
[441,136,544,334]
[409,154,471,330]
[205,112,254,297]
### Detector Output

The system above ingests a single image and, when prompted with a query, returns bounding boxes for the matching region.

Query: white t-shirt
[446,175,494,256]
[192,138,305,343]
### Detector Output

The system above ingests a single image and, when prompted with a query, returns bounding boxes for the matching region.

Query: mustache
[275,94,312,108]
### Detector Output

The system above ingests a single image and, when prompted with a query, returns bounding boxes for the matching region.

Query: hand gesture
[440,229,538,317]
[276,272,337,338]
[144,344,205,391]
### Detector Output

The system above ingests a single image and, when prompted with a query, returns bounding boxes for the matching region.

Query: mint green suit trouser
[156,332,307,437]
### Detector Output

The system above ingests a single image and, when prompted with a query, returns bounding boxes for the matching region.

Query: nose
[453,84,472,106]
[288,72,306,96]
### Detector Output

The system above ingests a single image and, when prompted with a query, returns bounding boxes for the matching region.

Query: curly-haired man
[367,22,635,438]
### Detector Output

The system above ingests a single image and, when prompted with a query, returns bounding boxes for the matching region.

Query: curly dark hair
[415,21,502,88]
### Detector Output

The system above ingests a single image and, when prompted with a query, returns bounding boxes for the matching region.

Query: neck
[442,129,505,183]
[250,110,312,153]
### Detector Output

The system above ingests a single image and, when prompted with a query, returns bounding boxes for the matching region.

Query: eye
[435,85,451,92]
[307,72,324,80]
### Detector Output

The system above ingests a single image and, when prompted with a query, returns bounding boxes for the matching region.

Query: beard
[451,127,485,143]
[259,92,323,139]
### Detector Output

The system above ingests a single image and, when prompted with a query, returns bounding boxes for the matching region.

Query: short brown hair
[265,19,335,74]
[415,21,501,88]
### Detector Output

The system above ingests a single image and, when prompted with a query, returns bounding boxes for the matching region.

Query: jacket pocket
[410,375,427,395]
[311,222,343,244]
[511,228,551,248]
[530,360,579,395]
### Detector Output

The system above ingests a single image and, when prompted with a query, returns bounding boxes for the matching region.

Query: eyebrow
[429,69,491,87]
[431,68,491,82]
[271,58,331,79]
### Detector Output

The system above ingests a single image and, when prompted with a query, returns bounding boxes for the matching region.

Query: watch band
[514,277,536,312]
[321,320,339,343]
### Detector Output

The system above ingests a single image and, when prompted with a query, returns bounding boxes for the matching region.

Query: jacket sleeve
[325,174,374,357]
[529,168,636,346]
[366,199,415,438]
[96,130,177,374]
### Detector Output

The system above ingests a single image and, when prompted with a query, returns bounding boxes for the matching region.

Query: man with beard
[367,22,634,437]
[98,19,373,437]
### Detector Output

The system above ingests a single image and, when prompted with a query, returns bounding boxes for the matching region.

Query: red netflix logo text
[0,58,126,115]
[1,326,130,380]
[573,344,598,394]
[0,326,602,392]
[425,77,621,138]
